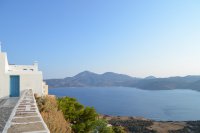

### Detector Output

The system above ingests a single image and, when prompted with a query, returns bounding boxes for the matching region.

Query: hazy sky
[0,0,200,79]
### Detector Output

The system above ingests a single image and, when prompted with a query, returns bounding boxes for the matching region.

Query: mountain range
[45,71,200,91]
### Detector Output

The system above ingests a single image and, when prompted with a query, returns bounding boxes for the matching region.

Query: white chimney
[34,61,38,71]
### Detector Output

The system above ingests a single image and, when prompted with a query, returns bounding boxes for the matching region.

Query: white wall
[9,71,43,96]
[0,52,46,98]
[43,81,48,95]
[0,73,10,98]
[0,53,10,98]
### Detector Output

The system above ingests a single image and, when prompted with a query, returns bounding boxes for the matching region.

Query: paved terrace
[0,97,19,132]
[3,90,50,133]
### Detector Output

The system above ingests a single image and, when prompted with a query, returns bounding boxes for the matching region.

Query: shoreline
[100,114,200,122]
[100,114,200,133]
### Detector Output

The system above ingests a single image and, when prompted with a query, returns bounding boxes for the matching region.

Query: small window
[30,69,34,71]
[23,69,27,70]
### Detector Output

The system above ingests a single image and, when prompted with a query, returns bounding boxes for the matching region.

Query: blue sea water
[49,87,200,121]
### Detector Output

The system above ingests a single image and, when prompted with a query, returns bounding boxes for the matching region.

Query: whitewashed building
[0,47,48,98]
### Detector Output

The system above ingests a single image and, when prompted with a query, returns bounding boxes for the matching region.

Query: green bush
[91,119,114,133]
[58,97,99,133]
[112,126,126,133]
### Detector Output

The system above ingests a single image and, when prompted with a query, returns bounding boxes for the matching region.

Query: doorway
[10,75,20,97]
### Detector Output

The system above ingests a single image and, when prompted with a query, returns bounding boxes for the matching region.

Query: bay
[49,87,200,121]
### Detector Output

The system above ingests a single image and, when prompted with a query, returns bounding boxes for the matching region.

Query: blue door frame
[10,75,20,97]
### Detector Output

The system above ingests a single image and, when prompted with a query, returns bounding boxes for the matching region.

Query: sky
[0,0,200,79]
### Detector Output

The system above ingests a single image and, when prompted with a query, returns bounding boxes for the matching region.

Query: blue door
[10,76,20,97]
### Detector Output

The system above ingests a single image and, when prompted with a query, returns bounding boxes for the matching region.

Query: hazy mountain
[186,80,200,91]
[45,71,200,91]
[46,71,140,88]
[132,78,188,90]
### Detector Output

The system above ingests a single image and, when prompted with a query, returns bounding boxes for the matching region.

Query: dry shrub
[41,110,71,133]
[36,96,72,133]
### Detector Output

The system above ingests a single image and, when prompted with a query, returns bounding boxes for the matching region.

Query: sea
[49,87,200,121]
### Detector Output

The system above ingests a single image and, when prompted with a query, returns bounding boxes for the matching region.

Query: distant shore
[100,114,149,121]
[100,114,200,133]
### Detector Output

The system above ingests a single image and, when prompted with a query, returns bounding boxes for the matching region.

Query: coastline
[100,114,200,133]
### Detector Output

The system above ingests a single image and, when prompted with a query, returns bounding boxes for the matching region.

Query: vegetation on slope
[57,97,116,133]
[35,95,72,133]
[36,95,125,133]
